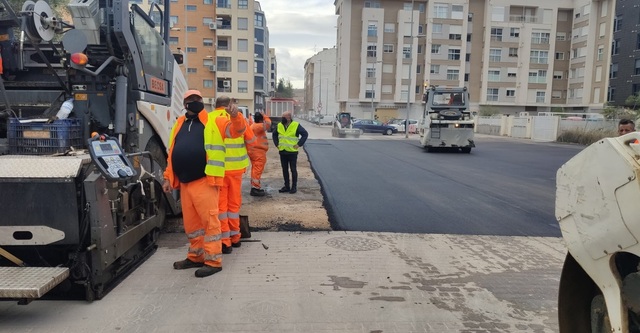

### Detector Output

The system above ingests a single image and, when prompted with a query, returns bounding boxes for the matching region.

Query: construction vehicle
[0,0,187,303]
[556,133,640,332]
[266,98,294,132]
[418,86,475,153]
[331,112,359,138]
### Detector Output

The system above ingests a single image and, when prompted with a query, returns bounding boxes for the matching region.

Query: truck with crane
[0,0,187,302]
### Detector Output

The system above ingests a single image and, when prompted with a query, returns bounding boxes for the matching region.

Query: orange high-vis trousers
[180,177,222,267]
[219,172,243,246]
[250,152,267,189]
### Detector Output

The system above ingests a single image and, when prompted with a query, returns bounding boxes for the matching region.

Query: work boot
[250,188,266,197]
[232,241,241,248]
[195,265,222,278]
[222,244,233,254]
[173,258,203,270]
[289,187,297,194]
[278,186,290,193]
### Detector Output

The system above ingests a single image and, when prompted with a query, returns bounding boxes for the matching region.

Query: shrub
[556,128,617,145]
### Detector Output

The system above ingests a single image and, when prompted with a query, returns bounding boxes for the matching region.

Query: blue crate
[8,118,83,155]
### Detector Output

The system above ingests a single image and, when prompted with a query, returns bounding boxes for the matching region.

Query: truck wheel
[461,147,471,154]
[385,129,393,135]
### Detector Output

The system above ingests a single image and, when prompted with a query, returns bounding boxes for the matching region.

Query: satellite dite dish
[62,29,87,54]
[22,0,57,42]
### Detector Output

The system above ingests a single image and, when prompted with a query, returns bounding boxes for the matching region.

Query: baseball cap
[183,89,202,100]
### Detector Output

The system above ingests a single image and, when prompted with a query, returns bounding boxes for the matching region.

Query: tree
[479,105,499,117]
[275,78,294,98]
[624,94,640,110]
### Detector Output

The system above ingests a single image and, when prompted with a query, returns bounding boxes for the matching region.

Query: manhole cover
[326,236,382,251]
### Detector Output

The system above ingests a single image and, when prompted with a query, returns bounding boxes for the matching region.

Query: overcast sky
[260,0,337,89]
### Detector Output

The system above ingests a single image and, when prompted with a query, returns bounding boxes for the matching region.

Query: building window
[531,32,550,44]
[186,26,197,32]
[367,43,377,57]
[528,70,547,84]
[203,80,214,88]
[488,70,500,81]
[556,32,566,41]
[418,3,425,12]
[434,3,448,18]
[448,48,460,60]
[614,15,622,32]
[637,34,640,49]
[553,71,563,79]
[431,44,441,54]
[530,50,548,64]
[510,28,519,38]
[508,48,518,57]
[506,89,515,97]
[238,39,248,52]
[489,48,501,62]
[612,39,620,55]
[238,60,248,73]
[400,87,409,101]
[608,87,615,102]
[449,33,462,40]
[416,64,421,74]
[490,28,503,41]
[383,44,394,53]
[552,91,562,99]
[364,1,381,8]
[610,63,618,78]
[418,24,424,35]
[203,0,212,4]
[365,90,375,99]
[536,92,546,103]
[238,0,247,9]
[186,47,197,53]
[384,23,395,33]
[451,5,464,19]
[186,4,196,10]
[203,38,213,46]
[382,85,392,93]
[507,69,516,78]
[447,69,459,80]
[187,68,197,73]
[238,80,248,93]
[597,46,604,61]
[217,39,229,50]
[555,52,564,60]
[487,88,499,101]
[432,24,442,33]
[417,44,423,54]
[636,59,640,75]
[169,36,178,45]
[366,67,376,78]
[217,0,230,8]
[238,17,248,30]
[403,2,412,10]
[430,65,440,74]
[255,14,264,27]
[368,22,378,37]
[403,45,411,58]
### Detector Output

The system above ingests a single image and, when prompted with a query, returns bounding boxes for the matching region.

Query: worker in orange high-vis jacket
[248,111,271,197]
[212,97,256,253]
[163,90,245,278]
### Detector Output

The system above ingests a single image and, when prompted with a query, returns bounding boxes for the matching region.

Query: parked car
[387,119,419,133]
[352,119,398,135]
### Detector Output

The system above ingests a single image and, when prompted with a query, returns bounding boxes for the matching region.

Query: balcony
[509,15,538,23]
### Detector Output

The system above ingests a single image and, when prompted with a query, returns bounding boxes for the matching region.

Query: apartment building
[304,48,339,116]
[269,48,278,95]
[216,0,271,113]
[334,0,616,120]
[608,0,640,107]
[165,0,218,107]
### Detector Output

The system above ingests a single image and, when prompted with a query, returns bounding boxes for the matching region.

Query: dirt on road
[164,142,332,233]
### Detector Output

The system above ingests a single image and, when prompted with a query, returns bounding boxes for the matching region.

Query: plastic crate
[8,118,83,155]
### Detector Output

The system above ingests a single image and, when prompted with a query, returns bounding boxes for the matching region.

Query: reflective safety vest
[277,121,299,152]
[215,109,250,171]
[165,111,226,187]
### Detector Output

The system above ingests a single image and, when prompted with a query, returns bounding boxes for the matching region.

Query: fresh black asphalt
[304,136,583,237]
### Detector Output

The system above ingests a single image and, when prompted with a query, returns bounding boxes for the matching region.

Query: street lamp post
[318,60,322,115]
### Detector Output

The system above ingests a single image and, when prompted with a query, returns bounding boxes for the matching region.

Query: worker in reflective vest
[273,111,308,194]
[163,90,245,278]
[213,96,256,252]
[248,112,271,196]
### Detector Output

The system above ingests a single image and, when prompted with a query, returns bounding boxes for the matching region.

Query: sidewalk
[0,231,565,332]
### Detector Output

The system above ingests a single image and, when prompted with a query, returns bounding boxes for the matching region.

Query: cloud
[260,0,337,88]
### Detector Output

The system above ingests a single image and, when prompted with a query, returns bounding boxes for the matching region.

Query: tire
[426,147,435,153]
[359,129,364,135]
[439,110,462,120]
[385,128,393,135]
[461,147,471,154]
